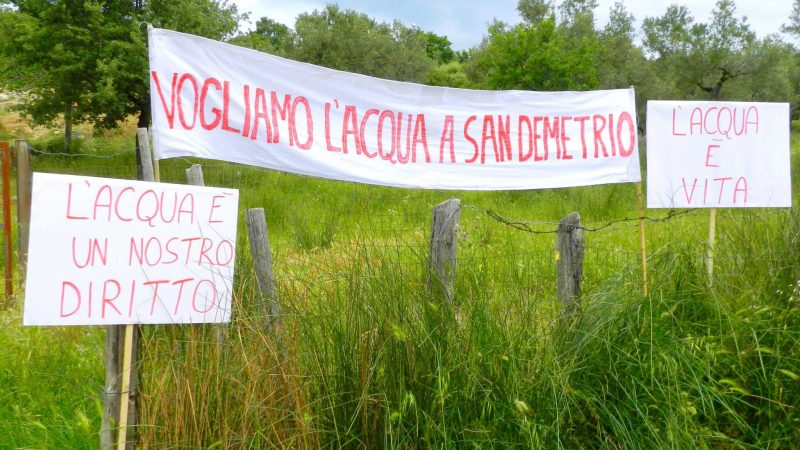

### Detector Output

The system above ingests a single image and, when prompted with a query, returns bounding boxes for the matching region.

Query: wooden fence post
[136,129,155,183]
[428,198,461,304]
[100,325,121,450]
[14,139,31,271]
[1,142,13,302]
[705,208,717,286]
[185,164,204,186]
[556,212,584,317]
[246,208,279,327]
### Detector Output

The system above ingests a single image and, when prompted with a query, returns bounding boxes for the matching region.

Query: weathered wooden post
[705,208,717,287]
[556,212,584,318]
[246,208,279,327]
[185,164,204,187]
[100,325,121,450]
[428,198,461,304]
[1,142,13,302]
[14,139,31,271]
[136,128,155,183]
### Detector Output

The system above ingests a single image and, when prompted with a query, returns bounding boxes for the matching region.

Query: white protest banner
[23,173,239,326]
[148,28,641,191]
[647,101,791,208]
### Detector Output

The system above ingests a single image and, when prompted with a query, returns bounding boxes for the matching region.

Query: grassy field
[1,116,799,448]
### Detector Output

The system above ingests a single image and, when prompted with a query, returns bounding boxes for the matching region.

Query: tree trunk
[136,98,151,129]
[135,105,151,181]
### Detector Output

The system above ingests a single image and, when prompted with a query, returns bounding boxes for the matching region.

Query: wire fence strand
[24,149,792,294]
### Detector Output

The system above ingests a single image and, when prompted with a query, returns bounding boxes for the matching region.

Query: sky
[232,0,795,50]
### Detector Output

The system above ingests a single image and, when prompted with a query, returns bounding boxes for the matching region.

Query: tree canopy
[0,0,245,150]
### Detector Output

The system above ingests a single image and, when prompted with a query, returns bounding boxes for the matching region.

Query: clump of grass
[131,177,800,449]
[137,273,316,449]
[0,307,104,449]
[5,127,800,448]
[290,207,340,250]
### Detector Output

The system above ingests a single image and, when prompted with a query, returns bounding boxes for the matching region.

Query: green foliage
[782,0,800,38]
[287,4,434,83]
[419,30,456,65]
[146,0,244,40]
[641,0,772,101]
[597,2,649,89]
[229,17,294,55]
[517,0,552,25]
[36,134,87,154]
[468,18,599,90]
[0,0,245,133]
[0,1,106,128]
[426,61,469,88]
[233,6,456,83]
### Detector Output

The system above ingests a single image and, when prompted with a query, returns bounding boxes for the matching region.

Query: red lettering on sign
[200,77,222,130]
[151,71,178,128]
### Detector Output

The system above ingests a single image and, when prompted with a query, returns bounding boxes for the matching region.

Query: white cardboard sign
[23,173,239,326]
[647,101,791,208]
[148,27,641,191]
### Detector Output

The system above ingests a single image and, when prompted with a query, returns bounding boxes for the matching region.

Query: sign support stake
[705,208,717,286]
[636,182,648,296]
[116,324,135,450]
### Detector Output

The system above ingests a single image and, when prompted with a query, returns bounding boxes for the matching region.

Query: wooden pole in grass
[246,208,279,328]
[100,326,120,449]
[705,208,717,286]
[556,212,584,317]
[14,139,31,272]
[1,142,13,300]
[636,183,648,296]
[137,128,156,182]
[428,198,461,305]
[116,324,135,450]
[186,164,204,186]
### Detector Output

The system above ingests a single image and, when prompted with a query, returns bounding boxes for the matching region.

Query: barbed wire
[464,204,703,234]
[23,150,790,235]
[29,146,133,159]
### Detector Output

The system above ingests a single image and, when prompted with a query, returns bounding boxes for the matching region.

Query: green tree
[426,61,468,88]
[781,0,800,117]
[781,0,800,38]
[229,17,294,55]
[722,36,797,102]
[0,1,120,151]
[234,8,448,82]
[641,4,694,58]
[467,12,599,91]
[642,0,757,100]
[517,0,552,25]
[595,2,652,120]
[419,30,456,65]
[0,0,245,150]
[558,0,597,32]
[287,4,433,83]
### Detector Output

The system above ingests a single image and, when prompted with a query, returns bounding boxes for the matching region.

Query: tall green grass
[0,309,104,449]
[2,130,800,448]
